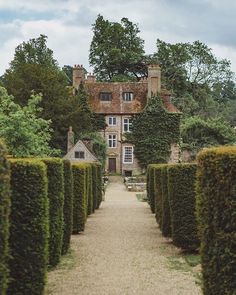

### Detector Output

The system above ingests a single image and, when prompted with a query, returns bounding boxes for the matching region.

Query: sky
[0,0,236,75]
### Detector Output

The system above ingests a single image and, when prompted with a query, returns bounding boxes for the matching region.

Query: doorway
[108,158,116,173]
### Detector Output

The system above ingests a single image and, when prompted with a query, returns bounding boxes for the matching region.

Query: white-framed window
[123,117,132,132]
[74,151,85,159]
[108,117,117,126]
[123,92,133,101]
[108,134,117,148]
[123,146,133,163]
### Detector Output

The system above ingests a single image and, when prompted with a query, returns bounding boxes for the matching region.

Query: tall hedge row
[86,165,93,216]
[0,141,10,295]
[161,166,171,238]
[154,165,164,227]
[42,158,64,268]
[168,163,199,251]
[62,160,73,255]
[72,163,88,233]
[196,147,236,295]
[146,165,156,213]
[96,163,103,209]
[8,159,48,295]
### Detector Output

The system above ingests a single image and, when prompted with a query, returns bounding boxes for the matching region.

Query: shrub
[161,165,172,237]
[0,141,10,295]
[86,165,93,215]
[196,146,236,295]
[61,160,73,255]
[8,159,48,295]
[168,163,199,251]
[42,158,64,268]
[154,165,165,227]
[96,164,103,209]
[91,163,102,212]
[72,163,88,233]
[146,165,156,213]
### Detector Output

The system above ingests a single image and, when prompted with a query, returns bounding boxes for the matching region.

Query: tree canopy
[89,15,147,81]
[0,87,57,157]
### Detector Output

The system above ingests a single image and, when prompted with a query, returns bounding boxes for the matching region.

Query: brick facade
[72,64,180,175]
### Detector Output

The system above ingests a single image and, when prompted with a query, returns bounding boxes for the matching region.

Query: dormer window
[123,92,133,101]
[100,92,112,101]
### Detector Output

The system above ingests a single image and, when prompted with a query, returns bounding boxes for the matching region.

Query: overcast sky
[0,0,236,75]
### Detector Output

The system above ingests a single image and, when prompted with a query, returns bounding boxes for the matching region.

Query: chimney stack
[73,64,85,90]
[148,64,161,97]
[86,73,96,83]
[67,126,74,152]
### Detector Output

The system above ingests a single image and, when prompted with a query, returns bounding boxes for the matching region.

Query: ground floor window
[123,146,133,163]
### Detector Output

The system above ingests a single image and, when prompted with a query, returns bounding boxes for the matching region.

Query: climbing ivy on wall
[128,95,181,168]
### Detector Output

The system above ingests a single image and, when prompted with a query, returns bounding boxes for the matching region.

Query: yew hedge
[196,147,236,295]
[8,159,48,295]
[0,141,10,295]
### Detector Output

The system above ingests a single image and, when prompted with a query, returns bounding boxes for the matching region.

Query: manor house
[72,64,179,176]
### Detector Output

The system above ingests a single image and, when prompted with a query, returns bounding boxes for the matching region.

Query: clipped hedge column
[0,141,10,295]
[96,164,103,209]
[147,165,156,214]
[168,163,199,251]
[161,165,172,237]
[91,163,98,212]
[72,163,88,233]
[8,159,48,295]
[154,165,165,227]
[62,160,73,255]
[196,147,236,295]
[86,165,93,216]
[42,158,64,268]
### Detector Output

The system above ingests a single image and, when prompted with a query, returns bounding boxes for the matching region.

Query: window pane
[108,134,117,148]
[75,151,85,159]
[123,146,133,163]
[100,92,112,101]
[123,92,133,101]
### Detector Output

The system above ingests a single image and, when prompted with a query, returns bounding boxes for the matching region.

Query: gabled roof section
[64,140,98,162]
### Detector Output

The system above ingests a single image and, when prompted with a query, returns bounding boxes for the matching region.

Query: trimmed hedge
[0,141,10,295]
[86,165,93,216]
[146,165,156,213]
[62,160,73,255]
[8,159,48,295]
[154,165,165,227]
[168,163,199,251]
[42,158,64,268]
[96,164,103,209]
[196,147,236,295]
[161,166,172,237]
[91,163,98,212]
[72,163,88,233]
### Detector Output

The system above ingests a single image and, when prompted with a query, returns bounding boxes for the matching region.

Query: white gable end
[64,140,98,162]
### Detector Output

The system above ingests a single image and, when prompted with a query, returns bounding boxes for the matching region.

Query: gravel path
[46,176,202,295]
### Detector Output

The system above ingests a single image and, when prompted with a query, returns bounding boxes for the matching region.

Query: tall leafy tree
[2,35,70,152]
[89,15,146,81]
[0,86,57,157]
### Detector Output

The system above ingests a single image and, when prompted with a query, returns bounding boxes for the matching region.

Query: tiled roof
[84,82,179,114]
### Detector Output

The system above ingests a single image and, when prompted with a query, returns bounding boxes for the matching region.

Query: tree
[181,116,236,156]
[0,87,57,157]
[89,15,146,81]
[2,35,71,152]
[62,65,73,86]
[127,95,181,168]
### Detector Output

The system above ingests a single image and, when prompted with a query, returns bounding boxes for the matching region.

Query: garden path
[46,176,202,295]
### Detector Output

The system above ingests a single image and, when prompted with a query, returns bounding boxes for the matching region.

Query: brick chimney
[67,126,74,152]
[86,73,96,83]
[148,64,161,97]
[73,64,85,90]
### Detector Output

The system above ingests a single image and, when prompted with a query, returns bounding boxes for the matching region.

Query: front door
[108,158,116,173]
